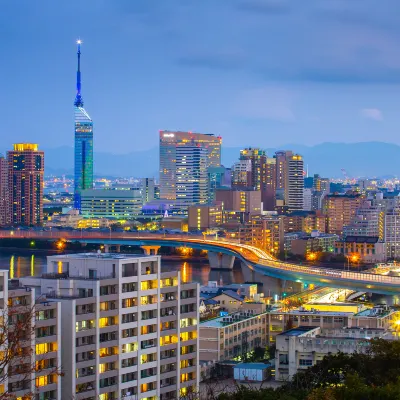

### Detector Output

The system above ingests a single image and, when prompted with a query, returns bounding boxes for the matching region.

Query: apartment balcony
[160,369,177,380]
[140,389,157,399]
[35,318,57,328]
[36,334,58,345]
[100,309,119,318]
[75,343,96,353]
[76,359,97,369]
[41,272,115,281]
[99,369,118,380]
[76,373,96,385]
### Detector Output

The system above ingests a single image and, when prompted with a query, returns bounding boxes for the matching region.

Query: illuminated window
[36,343,56,355]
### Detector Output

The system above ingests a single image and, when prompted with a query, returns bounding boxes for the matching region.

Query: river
[0,250,245,286]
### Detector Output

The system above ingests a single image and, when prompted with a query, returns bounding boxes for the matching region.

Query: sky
[2,0,400,154]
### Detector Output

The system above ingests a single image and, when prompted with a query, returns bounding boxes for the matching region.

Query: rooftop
[48,253,157,260]
[234,363,271,370]
[278,326,319,337]
[200,311,266,328]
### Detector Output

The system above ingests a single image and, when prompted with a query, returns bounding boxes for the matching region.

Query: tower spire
[74,39,84,107]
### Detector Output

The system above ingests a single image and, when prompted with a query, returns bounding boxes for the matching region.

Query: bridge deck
[1,231,399,294]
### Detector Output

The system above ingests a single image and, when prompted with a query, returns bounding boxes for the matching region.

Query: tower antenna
[74,39,84,107]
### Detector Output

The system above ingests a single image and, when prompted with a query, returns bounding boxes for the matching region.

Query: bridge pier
[208,251,235,269]
[104,244,121,253]
[141,246,161,256]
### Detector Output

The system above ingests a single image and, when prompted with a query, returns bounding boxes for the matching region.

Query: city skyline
[2,1,400,154]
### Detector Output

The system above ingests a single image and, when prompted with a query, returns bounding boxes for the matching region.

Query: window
[299,359,313,366]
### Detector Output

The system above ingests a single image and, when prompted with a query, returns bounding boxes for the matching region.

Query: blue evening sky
[1,0,400,153]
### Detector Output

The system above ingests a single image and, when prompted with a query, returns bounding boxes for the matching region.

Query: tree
[251,346,265,362]
[0,298,61,399]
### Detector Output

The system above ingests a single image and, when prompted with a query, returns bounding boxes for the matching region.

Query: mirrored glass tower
[74,40,93,210]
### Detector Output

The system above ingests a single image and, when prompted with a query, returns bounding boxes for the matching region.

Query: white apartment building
[200,310,268,362]
[21,253,199,400]
[0,271,62,400]
[275,326,394,381]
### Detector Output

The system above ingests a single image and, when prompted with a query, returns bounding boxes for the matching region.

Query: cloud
[360,108,383,121]
[234,87,295,121]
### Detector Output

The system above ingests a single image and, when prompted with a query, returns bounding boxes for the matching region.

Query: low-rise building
[200,311,268,362]
[275,326,393,381]
[81,188,143,220]
[335,236,387,263]
[291,232,338,256]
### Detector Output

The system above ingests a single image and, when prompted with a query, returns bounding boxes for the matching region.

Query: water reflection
[0,252,244,285]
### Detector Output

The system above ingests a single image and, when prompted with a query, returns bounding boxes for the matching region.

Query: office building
[141,178,155,205]
[159,131,222,200]
[215,189,261,215]
[0,155,10,226]
[7,143,44,225]
[21,253,199,400]
[74,41,94,210]
[207,166,228,203]
[81,188,142,219]
[275,151,304,211]
[188,202,223,230]
[176,146,208,205]
[324,193,363,235]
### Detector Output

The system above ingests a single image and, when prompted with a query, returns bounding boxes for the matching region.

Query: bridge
[1,231,400,294]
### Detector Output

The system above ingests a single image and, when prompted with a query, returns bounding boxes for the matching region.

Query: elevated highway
[1,231,400,294]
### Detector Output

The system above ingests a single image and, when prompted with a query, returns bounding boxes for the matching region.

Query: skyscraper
[7,144,44,225]
[176,146,208,204]
[159,131,222,200]
[0,155,10,226]
[275,151,304,212]
[74,40,93,210]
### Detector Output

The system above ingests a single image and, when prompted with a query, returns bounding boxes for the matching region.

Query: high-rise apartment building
[262,157,277,211]
[343,200,385,239]
[239,215,284,255]
[74,40,94,211]
[21,253,199,400]
[324,193,363,235]
[176,146,208,205]
[231,159,252,189]
[313,174,330,193]
[275,151,304,212]
[0,155,10,226]
[0,270,62,400]
[7,143,44,225]
[159,131,222,200]
[239,148,266,190]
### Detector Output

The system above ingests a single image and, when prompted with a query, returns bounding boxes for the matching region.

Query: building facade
[0,155,10,226]
[81,188,142,219]
[7,143,44,225]
[275,151,304,212]
[21,253,199,400]
[324,193,363,235]
[159,131,222,200]
[74,41,94,211]
[176,146,208,205]
[188,203,223,231]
